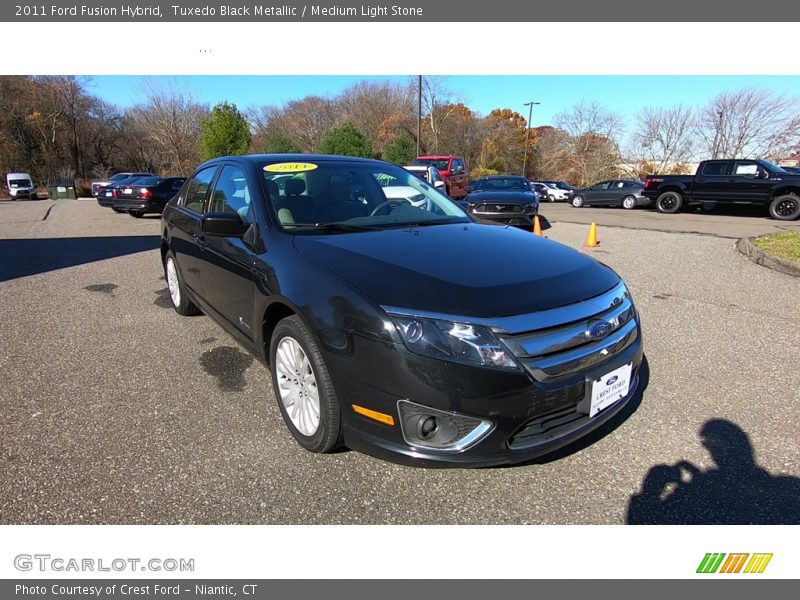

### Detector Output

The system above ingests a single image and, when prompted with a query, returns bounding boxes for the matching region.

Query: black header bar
[4,0,799,22]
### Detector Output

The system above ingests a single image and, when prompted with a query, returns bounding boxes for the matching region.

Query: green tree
[318,122,373,158]
[198,101,251,161]
[262,132,301,154]
[383,134,415,164]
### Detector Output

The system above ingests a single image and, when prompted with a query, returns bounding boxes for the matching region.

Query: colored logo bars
[697,553,773,574]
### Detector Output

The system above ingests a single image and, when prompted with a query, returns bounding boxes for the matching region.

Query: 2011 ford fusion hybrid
[160,154,643,467]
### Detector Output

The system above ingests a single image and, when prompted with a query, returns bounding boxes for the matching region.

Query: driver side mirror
[201,212,250,237]
[757,169,769,179]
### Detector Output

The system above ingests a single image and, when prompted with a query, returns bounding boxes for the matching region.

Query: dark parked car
[643,159,800,220]
[161,154,643,467]
[113,176,187,217]
[92,172,153,197]
[463,176,540,227]
[571,180,648,209]
[96,175,151,209]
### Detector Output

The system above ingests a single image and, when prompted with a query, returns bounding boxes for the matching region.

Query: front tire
[270,315,342,453]
[571,195,584,208]
[548,195,556,202]
[163,250,201,316]
[769,194,800,221]
[622,195,637,210]
[656,191,683,214]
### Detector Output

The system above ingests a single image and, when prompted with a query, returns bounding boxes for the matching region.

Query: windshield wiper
[284,222,382,232]
[383,218,465,228]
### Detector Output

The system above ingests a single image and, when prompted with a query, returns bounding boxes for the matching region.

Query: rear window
[413,158,450,171]
[135,177,161,186]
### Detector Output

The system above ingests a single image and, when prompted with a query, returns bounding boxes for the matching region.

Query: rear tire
[270,315,342,454]
[656,191,683,214]
[622,195,637,210]
[571,195,584,208]
[163,251,201,316]
[769,194,800,221]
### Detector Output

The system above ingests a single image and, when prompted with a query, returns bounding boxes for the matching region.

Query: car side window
[702,162,730,176]
[208,165,254,224]
[183,167,217,213]
[733,161,758,177]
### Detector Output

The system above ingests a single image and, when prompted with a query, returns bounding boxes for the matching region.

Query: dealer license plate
[589,363,632,417]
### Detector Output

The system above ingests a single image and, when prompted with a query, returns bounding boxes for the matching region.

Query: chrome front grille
[497,282,638,382]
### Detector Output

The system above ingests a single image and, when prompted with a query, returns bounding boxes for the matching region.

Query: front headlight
[388,313,519,370]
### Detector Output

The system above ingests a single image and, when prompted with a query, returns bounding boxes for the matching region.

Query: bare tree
[697,88,800,160]
[129,78,207,174]
[630,105,696,172]
[554,101,624,186]
[413,76,463,154]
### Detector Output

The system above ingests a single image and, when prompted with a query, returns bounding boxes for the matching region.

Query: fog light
[398,400,493,452]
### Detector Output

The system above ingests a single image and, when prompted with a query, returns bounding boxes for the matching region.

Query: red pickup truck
[411,155,470,199]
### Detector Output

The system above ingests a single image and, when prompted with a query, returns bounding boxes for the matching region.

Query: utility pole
[522,101,540,177]
[416,75,422,158]
[712,110,724,158]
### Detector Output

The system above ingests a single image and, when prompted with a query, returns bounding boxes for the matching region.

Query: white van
[6,172,36,200]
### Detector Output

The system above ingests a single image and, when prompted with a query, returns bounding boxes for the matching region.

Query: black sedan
[96,175,151,209]
[160,155,642,467]
[113,176,187,217]
[570,179,649,209]
[463,176,539,227]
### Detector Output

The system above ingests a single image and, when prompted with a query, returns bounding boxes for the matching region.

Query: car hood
[292,223,620,318]
[466,191,537,204]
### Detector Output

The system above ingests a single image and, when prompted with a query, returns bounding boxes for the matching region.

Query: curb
[736,236,800,278]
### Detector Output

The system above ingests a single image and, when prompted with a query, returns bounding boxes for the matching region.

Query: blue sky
[88,75,800,128]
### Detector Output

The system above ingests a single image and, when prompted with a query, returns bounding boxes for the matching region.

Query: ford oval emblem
[586,320,613,339]
[606,375,619,385]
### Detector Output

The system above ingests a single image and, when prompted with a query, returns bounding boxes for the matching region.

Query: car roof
[197,154,387,170]
[415,155,453,160]
[479,175,527,180]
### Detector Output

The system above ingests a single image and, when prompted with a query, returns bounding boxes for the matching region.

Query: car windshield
[761,160,787,173]
[474,178,529,192]
[555,182,574,190]
[9,179,31,187]
[261,161,469,233]
[412,158,450,171]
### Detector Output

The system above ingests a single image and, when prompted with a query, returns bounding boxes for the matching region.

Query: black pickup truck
[642,159,800,220]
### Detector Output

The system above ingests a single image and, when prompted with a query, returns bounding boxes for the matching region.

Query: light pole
[712,110,724,159]
[522,101,540,178]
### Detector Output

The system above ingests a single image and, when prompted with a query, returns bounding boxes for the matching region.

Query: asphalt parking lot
[1,198,798,524]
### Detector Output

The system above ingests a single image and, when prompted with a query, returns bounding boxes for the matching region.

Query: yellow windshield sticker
[264,162,318,173]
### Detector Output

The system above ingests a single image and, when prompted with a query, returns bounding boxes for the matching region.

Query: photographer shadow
[627,419,800,524]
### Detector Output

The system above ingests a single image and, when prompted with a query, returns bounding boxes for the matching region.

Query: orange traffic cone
[532,215,543,236]
[583,222,600,248]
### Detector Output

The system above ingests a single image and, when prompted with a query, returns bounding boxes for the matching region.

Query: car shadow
[626,418,800,524]
[0,236,161,282]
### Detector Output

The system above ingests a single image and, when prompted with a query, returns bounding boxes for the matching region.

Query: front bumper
[336,324,644,468]
[467,208,538,228]
[10,190,35,199]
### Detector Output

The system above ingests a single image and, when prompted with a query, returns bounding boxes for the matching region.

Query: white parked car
[531,180,576,202]
[403,165,448,195]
